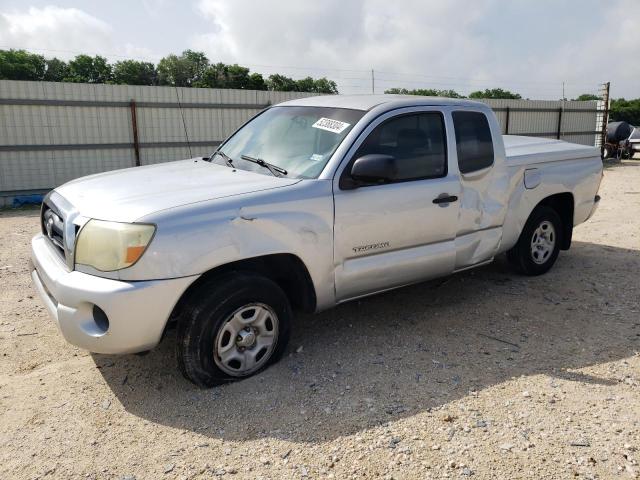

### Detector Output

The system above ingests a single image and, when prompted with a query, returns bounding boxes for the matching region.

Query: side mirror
[346,154,397,188]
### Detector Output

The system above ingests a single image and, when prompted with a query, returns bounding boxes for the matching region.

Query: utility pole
[560,81,566,139]
[599,82,611,154]
[371,69,375,94]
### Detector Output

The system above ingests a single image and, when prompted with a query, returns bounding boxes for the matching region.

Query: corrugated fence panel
[53,149,135,185]
[0,80,600,195]
[1,151,53,191]
[479,99,599,144]
[142,146,203,166]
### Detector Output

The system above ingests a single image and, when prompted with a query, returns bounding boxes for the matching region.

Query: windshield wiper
[240,155,287,177]
[210,150,234,168]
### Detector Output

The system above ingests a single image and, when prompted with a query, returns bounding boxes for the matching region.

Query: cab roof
[276,94,487,112]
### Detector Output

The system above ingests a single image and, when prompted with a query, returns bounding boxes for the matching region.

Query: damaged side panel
[122,181,337,310]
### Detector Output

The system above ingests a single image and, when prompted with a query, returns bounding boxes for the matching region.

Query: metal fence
[0,80,602,200]
[0,80,316,197]
[477,98,602,147]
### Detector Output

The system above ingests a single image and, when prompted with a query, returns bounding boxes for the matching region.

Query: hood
[55,159,300,222]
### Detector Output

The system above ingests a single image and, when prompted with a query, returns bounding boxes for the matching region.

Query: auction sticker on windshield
[312,118,351,134]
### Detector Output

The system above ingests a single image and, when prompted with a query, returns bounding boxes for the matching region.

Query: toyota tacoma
[30,95,603,387]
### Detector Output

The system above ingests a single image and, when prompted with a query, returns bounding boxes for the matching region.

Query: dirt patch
[1,162,639,479]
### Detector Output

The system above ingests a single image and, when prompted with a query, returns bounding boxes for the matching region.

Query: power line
[367,77,600,96]
[372,74,599,90]
[1,44,603,89]
[373,69,600,87]
[0,44,370,74]
[0,44,606,100]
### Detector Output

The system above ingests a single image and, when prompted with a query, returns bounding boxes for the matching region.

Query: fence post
[556,107,563,140]
[130,99,141,167]
[600,82,610,152]
[505,107,510,135]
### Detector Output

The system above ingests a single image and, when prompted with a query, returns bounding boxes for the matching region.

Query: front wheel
[176,272,292,387]
[507,206,562,276]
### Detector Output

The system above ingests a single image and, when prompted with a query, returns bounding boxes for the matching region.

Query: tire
[176,272,292,387]
[623,147,634,160]
[602,146,611,159]
[507,206,563,276]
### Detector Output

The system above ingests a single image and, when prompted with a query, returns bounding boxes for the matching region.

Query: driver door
[333,108,461,302]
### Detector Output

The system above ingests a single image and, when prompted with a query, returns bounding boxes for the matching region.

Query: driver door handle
[433,194,458,205]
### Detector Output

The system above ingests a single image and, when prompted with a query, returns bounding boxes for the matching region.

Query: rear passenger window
[354,113,447,181]
[452,111,494,173]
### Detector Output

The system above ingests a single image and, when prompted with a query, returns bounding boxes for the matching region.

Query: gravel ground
[0,161,639,480]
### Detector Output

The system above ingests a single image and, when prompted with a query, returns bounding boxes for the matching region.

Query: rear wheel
[176,272,292,387]
[602,146,611,159]
[507,206,562,276]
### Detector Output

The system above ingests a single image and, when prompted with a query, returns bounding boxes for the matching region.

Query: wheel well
[169,254,317,325]
[537,192,574,250]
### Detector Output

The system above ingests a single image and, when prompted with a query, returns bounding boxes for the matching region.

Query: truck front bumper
[30,234,196,354]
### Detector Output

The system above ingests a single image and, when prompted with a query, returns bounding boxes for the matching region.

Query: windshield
[213,106,365,179]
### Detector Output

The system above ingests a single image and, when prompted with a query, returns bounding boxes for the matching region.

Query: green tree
[200,62,224,88]
[112,60,156,85]
[225,64,252,89]
[0,47,343,92]
[575,93,600,101]
[43,58,68,82]
[200,62,227,88]
[157,54,187,86]
[182,50,209,85]
[266,74,298,92]
[200,63,267,90]
[157,50,209,87]
[246,72,267,90]
[310,77,338,94]
[468,88,521,99]
[66,55,111,83]
[266,75,338,93]
[0,49,46,80]
[296,76,315,92]
[610,98,640,126]
[384,87,462,98]
[385,88,408,94]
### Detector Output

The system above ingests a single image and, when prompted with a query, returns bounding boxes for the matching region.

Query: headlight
[75,220,156,272]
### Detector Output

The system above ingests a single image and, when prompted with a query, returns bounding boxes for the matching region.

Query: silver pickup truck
[30,95,603,387]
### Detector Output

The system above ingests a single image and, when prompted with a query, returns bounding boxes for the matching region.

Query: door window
[352,113,447,181]
[452,111,494,173]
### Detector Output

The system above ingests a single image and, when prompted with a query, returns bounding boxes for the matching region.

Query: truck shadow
[94,240,639,442]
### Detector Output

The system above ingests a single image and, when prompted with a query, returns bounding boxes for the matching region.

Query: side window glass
[354,113,447,181]
[452,111,494,173]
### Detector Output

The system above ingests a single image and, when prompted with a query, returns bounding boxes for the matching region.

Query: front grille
[41,202,66,260]
[40,192,81,270]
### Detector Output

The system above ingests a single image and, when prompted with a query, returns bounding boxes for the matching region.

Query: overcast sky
[0,0,638,99]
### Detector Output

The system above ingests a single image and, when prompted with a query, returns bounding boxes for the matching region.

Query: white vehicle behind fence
[30,95,603,387]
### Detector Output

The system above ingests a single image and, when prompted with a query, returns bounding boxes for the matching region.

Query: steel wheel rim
[214,303,279,376]
[530,220,556,265]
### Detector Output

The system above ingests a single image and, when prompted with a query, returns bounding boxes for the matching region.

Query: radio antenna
[174,85,193,158]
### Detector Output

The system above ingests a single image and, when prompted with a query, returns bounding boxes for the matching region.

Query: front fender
[119,180,337,309]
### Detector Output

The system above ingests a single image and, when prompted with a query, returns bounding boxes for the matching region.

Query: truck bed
[504,135,599,166]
